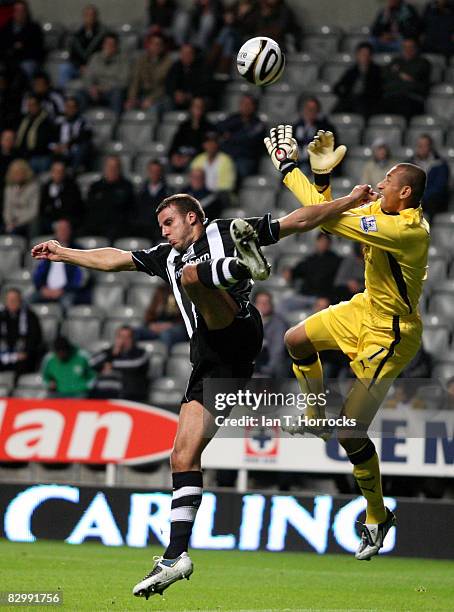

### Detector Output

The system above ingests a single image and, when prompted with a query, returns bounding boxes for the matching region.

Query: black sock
[197,258,250,289]
[163,471,203,559]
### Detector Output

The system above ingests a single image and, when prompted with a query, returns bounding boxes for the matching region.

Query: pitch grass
[0,540,453,611]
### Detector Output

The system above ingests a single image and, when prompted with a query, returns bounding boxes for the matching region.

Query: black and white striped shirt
[132,215,279,338]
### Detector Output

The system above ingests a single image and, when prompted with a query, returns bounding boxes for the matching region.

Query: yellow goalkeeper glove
[307,130,347,175]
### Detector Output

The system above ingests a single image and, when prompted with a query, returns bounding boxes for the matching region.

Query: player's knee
[181,264,200,289]
[285,325,309,355]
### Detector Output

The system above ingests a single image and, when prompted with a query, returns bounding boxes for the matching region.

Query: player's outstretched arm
[31,240,136,271]
[278,184,375,238]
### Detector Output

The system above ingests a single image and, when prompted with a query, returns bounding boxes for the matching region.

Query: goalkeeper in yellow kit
[265,126,430,560]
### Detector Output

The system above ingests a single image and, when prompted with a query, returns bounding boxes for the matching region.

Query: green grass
[0,540,453,611]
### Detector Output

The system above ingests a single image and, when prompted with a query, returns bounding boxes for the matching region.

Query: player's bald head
[394,163,426,205]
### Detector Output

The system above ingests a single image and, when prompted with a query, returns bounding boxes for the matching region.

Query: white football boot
[230,218,271,281]
[132,552,193,599]
[356,508,396,561]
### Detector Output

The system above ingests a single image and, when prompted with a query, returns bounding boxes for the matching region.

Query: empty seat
[331,113,364,146]
[127,284,156,309]
[285,310,310,328]
[76,235,110,250]
[115,23,139,52]
[238,185,276,215]
[426,257,448,289]
[166,174,186,191]
[373,53,394,67]
[0,247,23,277]
[114,237,152,251]
[92,283,125,312]
[116,111,156,150]
[331,177,353,198]
[261,84,298,122]
[433,362,454,382]
[134,142,167,175]
[157,111,189,147]
[426,84,454,123]
[431,227,454,254]
[13,387,48,398]
[304,82,338,114]
[84,108,116,146]
[422,324,450,356]
[5,268,31,284]
[422,53,446,83]
[432,212,454,226]
[170,342,190,357]
[153,376,185,392]
[430,289,454,322]
[102,142,133,172]
[42,22,65,51]
[282,54,320,87]
[340,27,370,53]
[62,305,103,348]
[320,54,354,85]
[166,356,193,380]
[17,373,44,388]
[302,26,341,58]
[149,389,182,412]
[363,126,402,147]
[0,384,11,397]
[76,173,101,198]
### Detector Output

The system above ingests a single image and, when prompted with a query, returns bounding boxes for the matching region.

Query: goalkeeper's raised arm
[31,240,136,271]
[264,124,347,206]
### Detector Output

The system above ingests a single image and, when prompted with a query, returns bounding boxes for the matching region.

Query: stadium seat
[17,373,44,388]
[166,355,193,380]
[277,189,301,213]
[76,236,110,250]
[44,49,68,84]
[422,53,446,84]
[429,285,454,323]
[149,389,182,412]
[302,26,341,59]
[422,323,450,356]
[13,387,48,398]
[92,283,125,313]
[261,83,298,122]
[331,113,365,146]
[127,284,157,310]
[282,53,320,88]
[304,82,338,114]
[373,53,394,67]
[426,84,454,123]
[426,257,448,290]
[157,111,189,147]
[445,66,454,83]
[1,279,34,300]
[238,184,277,215]
[101,141,134,173]
[153,376,186,392]
[42,22,65,51]
[114,237,152,251]
[0,384,11,397]
[76,173,101,199]
[148,354,166,379]
[0,235,26,251]
[432,212,454,226]
[363,125,403,147]
[332,239,353,257]
[320,54,354,85]
[84,108,116,147]
[405,126,445,150]
[166,174,186,191]
[62,306,103,348]
[331,177,353,198]
[285,309,310,328]
[114,23,139,52]
[171,342,190,357]
[116,110,156,150]
[433,362,454,382]
[30,311,61,343]
[134,142,167,174]
[5,268,31,284]
[0,246,23,277]
[340,26,370,53]
[431,227,454,254]
[222,207,248,219]
[103,306,144,340]
[445,129,454,148]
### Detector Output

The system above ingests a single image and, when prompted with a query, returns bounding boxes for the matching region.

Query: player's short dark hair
[156,193,206,223]
[395,163,427,204]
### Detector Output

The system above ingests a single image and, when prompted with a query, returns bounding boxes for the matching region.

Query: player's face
[376,166,407,212]
[158,205,194,252]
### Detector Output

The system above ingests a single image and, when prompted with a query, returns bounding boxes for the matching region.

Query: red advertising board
[0,399,178,464]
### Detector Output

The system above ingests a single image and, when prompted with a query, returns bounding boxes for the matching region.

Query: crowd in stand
[0,0,452,402]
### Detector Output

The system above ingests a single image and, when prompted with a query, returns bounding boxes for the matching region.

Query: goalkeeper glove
[307,130,347,175]
[264,124,299,174]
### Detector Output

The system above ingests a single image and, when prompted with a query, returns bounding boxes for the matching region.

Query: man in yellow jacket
[190,132,236,193]
[265,125,429,561]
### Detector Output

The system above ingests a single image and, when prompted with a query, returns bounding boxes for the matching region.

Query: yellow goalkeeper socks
[349,440,386,524]
[292,353,325,419]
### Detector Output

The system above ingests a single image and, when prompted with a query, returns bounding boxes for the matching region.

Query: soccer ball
[236,37,285,87]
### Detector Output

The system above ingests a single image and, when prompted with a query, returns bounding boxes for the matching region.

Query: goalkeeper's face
[158,205,199,253]
[376,166,411,213]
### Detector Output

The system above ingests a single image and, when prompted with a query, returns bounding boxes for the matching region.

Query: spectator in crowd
[254,0,302,51]
[132,159,168,242]
[90,325,149,402]
[400,344,433,379]
[0,288,43,379]
[207,6,241,77]
[42,336,95,398]
[82,32,130,115]
[40,161,83,232]
[23,72,64,119]
[361,139,398,187]
[90,361,124,399]
[3,159,39,237]
[235,0,259,40]
[334,242,365,301]
[125,33,173,112]
[421,0,454,57]
[188,0,223,51]
[15,95,54,173]
[165,43,212,110]
[0,129,17,184]
[60,4,106,87]
[380,38,431,120]
[370,0,421,52]
[253,290,289,377]
[334,42,383,118]
[168,96,213,172]
[85,155,135,241]
[217,94,266,179]
[50,97,92,172]
[149,0,178,31]
[184,167,222,218]
[289,233,341,299]
[32,219,87,309]
[0,66,28,131]
[136,284,187,350]
[191,131,236,192]
[0,0,44,77]
[410,134,450,220]
[293,96,336,174]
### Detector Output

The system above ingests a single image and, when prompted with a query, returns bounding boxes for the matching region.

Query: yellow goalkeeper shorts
[304,292,422,386]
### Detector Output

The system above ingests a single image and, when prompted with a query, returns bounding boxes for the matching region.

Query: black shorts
[182,302,263,408]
